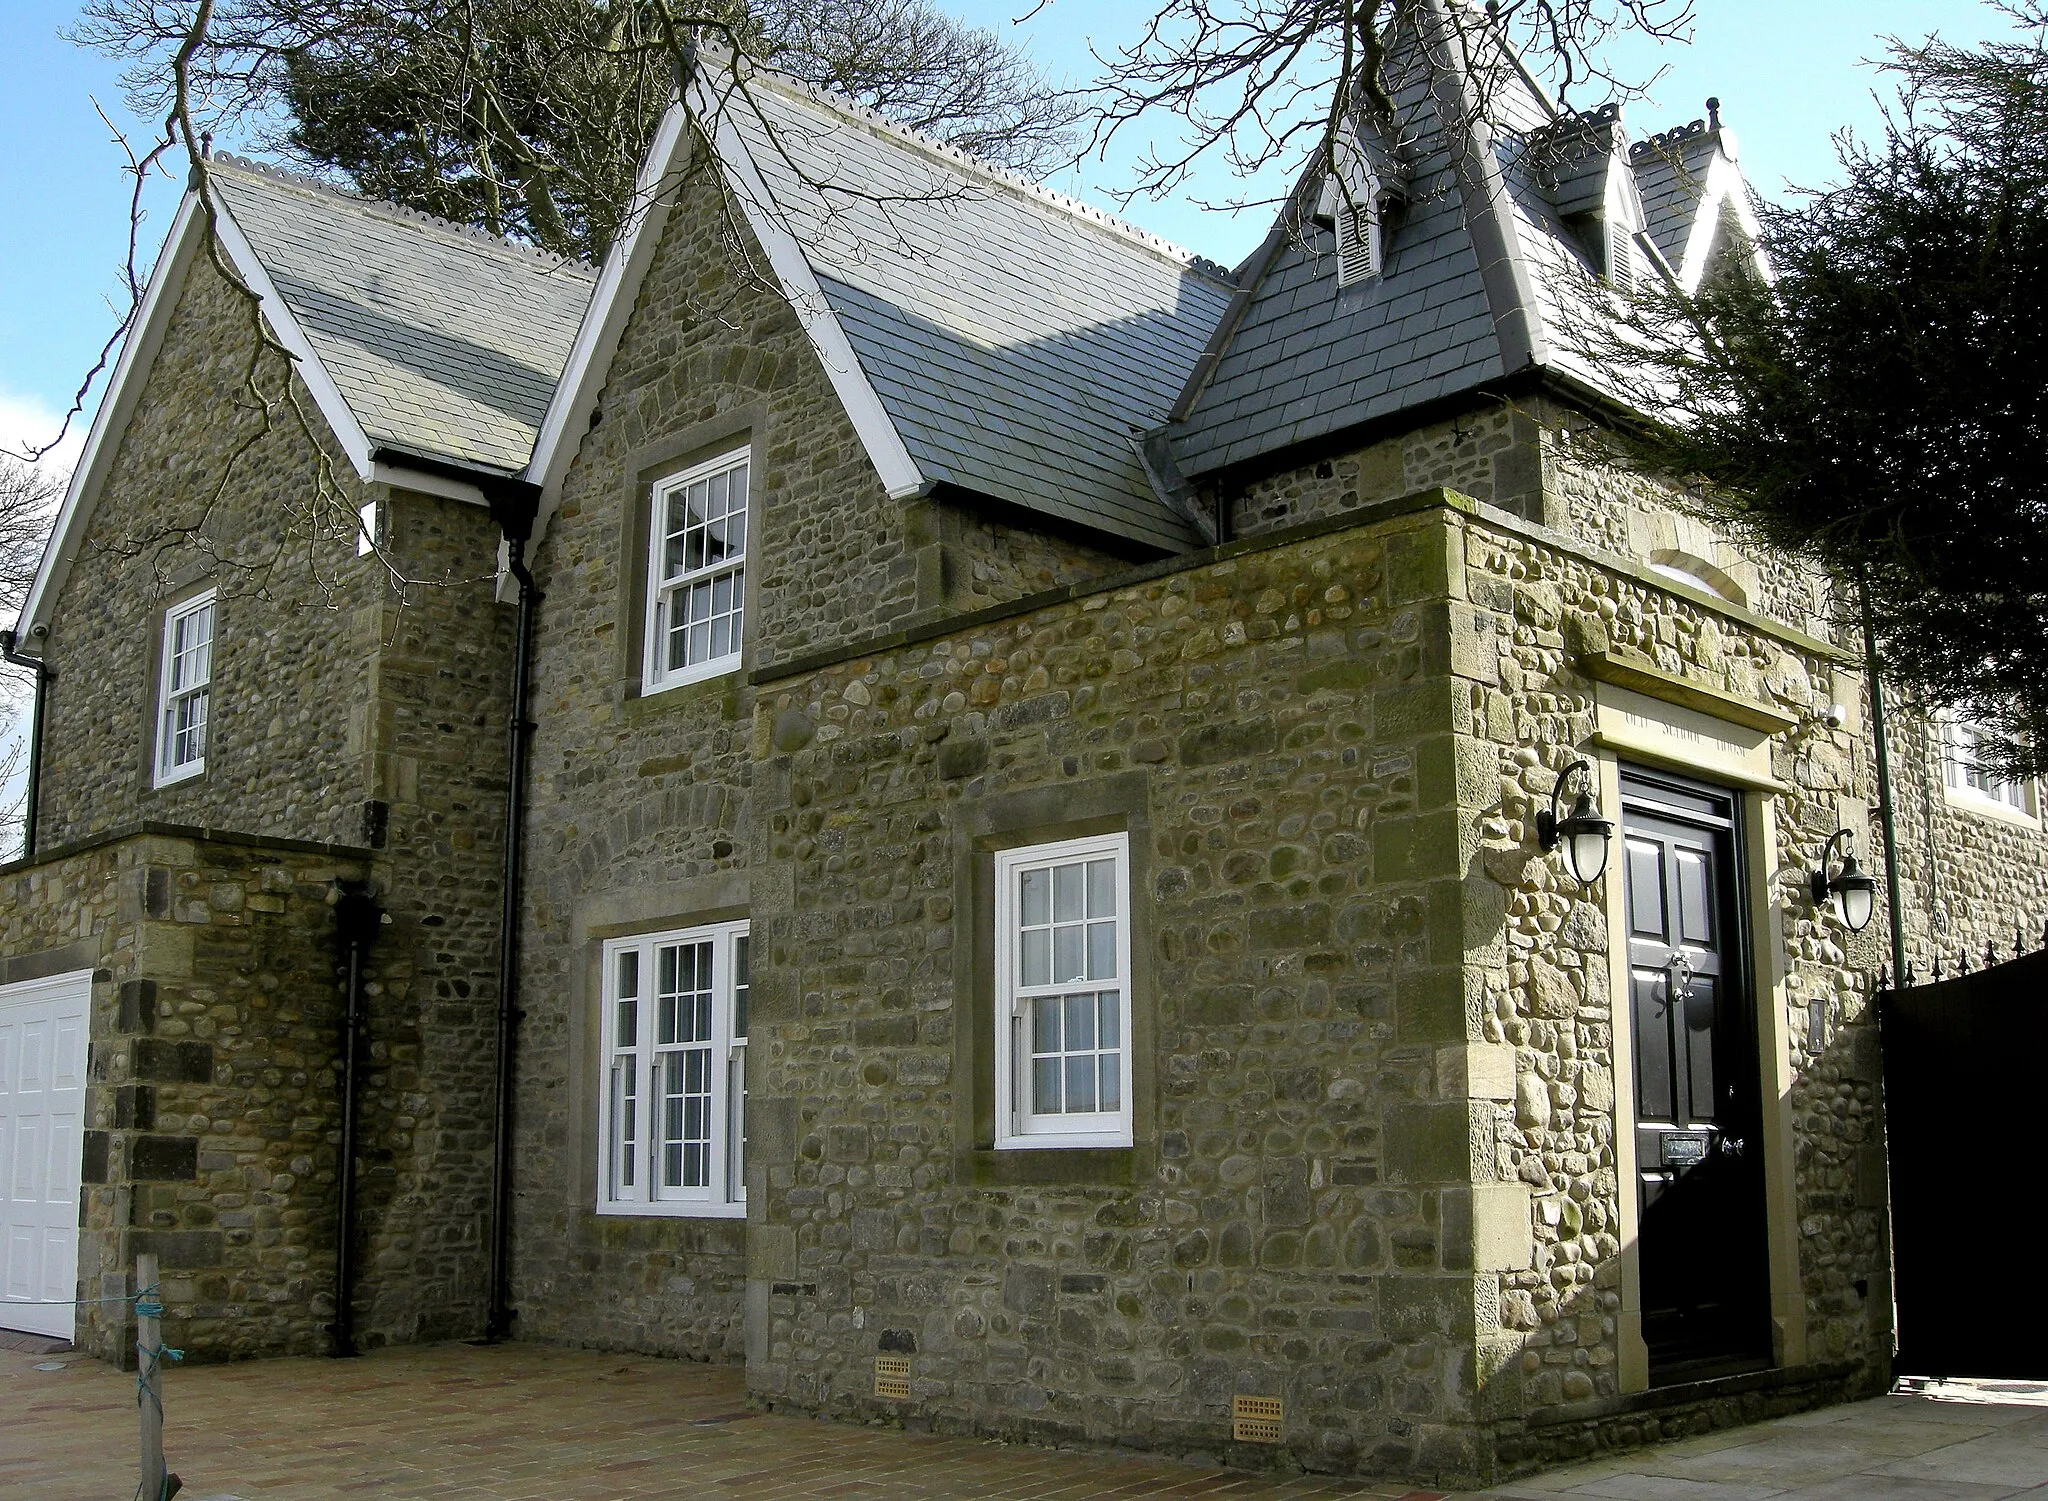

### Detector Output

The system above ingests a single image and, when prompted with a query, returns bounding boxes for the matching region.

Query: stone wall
[1452,511,1892,1414]
[0,829,367,1363]
[17,249,517,1354]
[35,251,374,850]
[504,168,1132,1360]
[742,499,1496,1479]
[1227,398,1823,645]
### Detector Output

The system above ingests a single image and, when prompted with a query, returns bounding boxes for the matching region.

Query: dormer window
[1320,134,1383,287]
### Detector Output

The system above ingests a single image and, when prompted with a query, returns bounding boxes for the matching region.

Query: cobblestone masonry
[0,830,367,1362]
[503,171,1131,1360]
[744,502,1495,1481]
[11,247,516,1354]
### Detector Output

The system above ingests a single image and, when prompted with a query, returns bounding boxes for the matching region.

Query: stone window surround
[991,830,1134,1151]
[953,770,1156,1187]
[595,918,750,1220]
[141,572,219,795]
[640,448,751,696]
[613,407,768,710]
[563,870,752,1217]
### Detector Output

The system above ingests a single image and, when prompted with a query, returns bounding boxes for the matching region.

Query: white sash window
[599,921,748,1216]
[154,590,215,786]
[643,449,748,692]
[994,833,1132,1149]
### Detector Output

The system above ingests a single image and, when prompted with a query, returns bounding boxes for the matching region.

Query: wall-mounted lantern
[1536,759,1616,886]
[1808,828,1879,934]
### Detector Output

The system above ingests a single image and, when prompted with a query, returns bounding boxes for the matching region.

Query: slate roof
[1169,10,1748,481]
[722,79,1236,551]
[211,158,597,474]
[1632,123,1725,269]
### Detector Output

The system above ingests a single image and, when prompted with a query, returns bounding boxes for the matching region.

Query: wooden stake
[137,1252,165,1501]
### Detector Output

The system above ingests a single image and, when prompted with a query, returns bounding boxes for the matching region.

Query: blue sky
[0,0,2002,456]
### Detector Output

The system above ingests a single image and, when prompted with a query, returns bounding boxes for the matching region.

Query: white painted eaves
[521,83,927,559]
[16,190,374,641]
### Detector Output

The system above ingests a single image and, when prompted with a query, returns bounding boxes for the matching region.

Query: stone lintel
[1580,649,1798,734]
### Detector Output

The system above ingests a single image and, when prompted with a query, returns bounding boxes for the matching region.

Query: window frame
[640,447,750,695]
[152,588,216,788]
[992,832,1133,1151]
[1941,713,2038,823]
[595,919,749,1218]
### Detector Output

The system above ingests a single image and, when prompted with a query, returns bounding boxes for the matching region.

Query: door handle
[1665,954,1694,998]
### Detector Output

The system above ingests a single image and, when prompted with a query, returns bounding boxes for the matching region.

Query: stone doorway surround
[1582,657,1809,1393]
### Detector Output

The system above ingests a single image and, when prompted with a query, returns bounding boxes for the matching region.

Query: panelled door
[1620,772,1772,1381]
[0,971,91,1339]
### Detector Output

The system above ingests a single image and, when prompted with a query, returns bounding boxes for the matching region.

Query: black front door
[1621,770,1773,1382]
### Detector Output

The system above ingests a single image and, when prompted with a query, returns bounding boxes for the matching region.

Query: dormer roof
[1168,0,1766,482]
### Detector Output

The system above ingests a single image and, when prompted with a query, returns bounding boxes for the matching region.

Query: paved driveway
[0,1340,1415,1500]
[8,1339,2044,1500]
[1450,1381,2048,1501]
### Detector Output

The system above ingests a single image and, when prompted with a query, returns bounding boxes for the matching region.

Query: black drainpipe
[0,628,51,860]
[484,478,542,1342]
[1859,575,1908,984]
[330,880,384,1357]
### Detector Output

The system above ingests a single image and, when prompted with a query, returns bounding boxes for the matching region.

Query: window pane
[612,1060,637,1192]
[1021,929,1050,987]
[1064,1054,1097,1113]
[1032,995,1060,1053]
[1020,868,1049,927]
[1032,1057,1061,1113]
[1053,925,1083,983]
[1098,1054,1120,1111]
[1063,992,1095,1051]
[617,950,640,998]
[1087,921,1116,981]
[1053,863,1083,922]
[1086,858,1115,917]
[616,996,637,1049]
[1097,991,1120,1049]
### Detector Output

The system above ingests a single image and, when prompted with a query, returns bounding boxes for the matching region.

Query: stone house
[5,10,2046,1488]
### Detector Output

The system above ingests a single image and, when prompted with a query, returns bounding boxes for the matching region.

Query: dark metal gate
[1880,947,2048,1378]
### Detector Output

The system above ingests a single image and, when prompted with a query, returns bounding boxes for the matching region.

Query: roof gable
[530,65,1234,554]
[17,164,596,638]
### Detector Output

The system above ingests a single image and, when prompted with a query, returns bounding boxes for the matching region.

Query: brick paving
[1,1341,1427,1501]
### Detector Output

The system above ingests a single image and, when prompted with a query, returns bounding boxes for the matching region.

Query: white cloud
[0,387,88,484]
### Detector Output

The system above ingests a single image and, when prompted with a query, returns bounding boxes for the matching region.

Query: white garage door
[0,970,91,1340]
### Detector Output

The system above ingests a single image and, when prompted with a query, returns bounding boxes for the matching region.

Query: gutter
[482,477,543,1342]
[0,628,52,859]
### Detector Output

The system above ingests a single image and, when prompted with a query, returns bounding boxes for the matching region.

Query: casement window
[993,833,1133,1150]
[1942,715,2036,818]
[643,449,749,692]
[597,921,749,1217]
[153,590,215,786]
